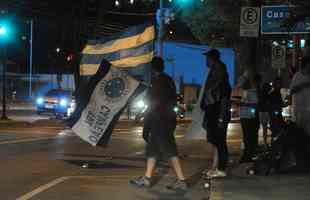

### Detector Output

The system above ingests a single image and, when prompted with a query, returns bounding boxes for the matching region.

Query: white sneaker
[208,169,227,178]
[202,169,216,177]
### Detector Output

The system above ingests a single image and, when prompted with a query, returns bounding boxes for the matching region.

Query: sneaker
[208,169,227,178]
[166,179,188,192]
[202,169,216,177]
[129,176,151,188]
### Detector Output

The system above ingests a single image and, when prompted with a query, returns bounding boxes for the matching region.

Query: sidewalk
[210,173,310,200]
[0,101,35,110]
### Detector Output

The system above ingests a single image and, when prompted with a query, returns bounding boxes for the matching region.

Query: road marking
[16,177,71,200]
[16,175,146,200]
[17,171,210,200]
[0,136,61,145]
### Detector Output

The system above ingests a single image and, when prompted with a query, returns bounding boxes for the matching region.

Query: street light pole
[1,43,8,120]
[29,19,33,100]
[157,0,164,57]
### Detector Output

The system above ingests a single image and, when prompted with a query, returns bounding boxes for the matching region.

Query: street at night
[1,0,310,199]
[0,109,309,199]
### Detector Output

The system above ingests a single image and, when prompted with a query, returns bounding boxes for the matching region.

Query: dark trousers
[240,118,260,160]
[209,125,229,171]
[204,104,229,171]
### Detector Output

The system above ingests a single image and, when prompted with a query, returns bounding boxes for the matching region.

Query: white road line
[15,175,142,200]
[0,136,60,145]
[16,177,70,200]
[17,171,208,200]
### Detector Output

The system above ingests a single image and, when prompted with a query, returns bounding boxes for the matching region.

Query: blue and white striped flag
[80,23,155,76]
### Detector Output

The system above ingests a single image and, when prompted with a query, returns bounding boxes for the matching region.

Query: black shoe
[129,176,151,188]
[166,179,188,192]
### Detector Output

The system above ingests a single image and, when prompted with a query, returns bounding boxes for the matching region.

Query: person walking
[290,54,310,137]
[130,57,188,191]
[238,70,261,163]
[269,77,285,138]
[200,49,232,178]
[258,82,272,147]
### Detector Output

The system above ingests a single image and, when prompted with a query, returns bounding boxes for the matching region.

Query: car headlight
[174,107,179,113]
[59,98,68,107]
[36,97,44,105]
[136,100,145,108]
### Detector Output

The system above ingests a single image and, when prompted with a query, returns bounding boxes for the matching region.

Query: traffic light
[0,20,14,42]
[175,0,193,6]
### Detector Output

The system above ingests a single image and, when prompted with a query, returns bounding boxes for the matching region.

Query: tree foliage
[176,0,242,46]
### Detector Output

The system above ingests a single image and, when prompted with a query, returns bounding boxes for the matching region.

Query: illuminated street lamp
[0,26,6,35]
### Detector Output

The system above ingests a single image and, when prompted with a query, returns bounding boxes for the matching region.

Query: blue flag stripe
[81,41,153,65]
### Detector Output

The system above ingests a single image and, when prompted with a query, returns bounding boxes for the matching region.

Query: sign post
[272,45,286,76]
[240,7,260,37]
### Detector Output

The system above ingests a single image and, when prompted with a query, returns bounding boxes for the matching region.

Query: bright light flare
[0,26,6,35]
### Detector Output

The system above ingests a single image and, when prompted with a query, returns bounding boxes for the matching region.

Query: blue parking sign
[261,5,310,34]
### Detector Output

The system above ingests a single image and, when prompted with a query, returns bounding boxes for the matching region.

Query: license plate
[45,104,54,109]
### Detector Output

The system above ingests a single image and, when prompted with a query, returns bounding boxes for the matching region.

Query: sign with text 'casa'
[261,5,310,34]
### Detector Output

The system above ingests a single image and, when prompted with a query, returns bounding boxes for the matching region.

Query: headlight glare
[60,99,68,107]
[136,100,145,108]
[36,97,44,105]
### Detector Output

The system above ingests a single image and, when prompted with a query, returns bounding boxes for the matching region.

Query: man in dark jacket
[201,49,231,178]
[130,57,187,191]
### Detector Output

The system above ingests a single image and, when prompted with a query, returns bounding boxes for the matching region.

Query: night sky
[3,0,198,75]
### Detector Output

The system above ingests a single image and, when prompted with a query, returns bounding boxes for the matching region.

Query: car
[36,89,76,118]
[133,94,185,122]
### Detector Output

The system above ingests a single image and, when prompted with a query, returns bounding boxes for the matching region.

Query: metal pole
[1,44,8,120]
[157,0,164,57]
[29,19,33,100]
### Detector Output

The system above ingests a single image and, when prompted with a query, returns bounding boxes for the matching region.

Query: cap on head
[151,56,164,72]
[203,49,220,60]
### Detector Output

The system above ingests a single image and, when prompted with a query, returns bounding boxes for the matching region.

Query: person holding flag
[130,57,188,191]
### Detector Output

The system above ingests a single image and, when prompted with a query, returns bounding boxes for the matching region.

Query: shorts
[259,112,270,126]
[145,114,178,159]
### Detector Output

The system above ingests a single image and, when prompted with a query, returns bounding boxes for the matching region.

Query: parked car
[36,89,76,118]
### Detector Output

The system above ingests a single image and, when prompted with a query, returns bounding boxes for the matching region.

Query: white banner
[240,7,260,38]
[72,67,140,146]
[185,70,208,140]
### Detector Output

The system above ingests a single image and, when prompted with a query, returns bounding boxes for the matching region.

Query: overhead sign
[272,45,286,69]
[261,5,310,34]
[240,7,260,37]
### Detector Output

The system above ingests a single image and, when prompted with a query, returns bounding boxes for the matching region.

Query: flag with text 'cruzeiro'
[72,65,145,146]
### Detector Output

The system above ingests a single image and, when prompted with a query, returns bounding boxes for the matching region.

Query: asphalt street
[0,108,244,200]
[1,110,309,200]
